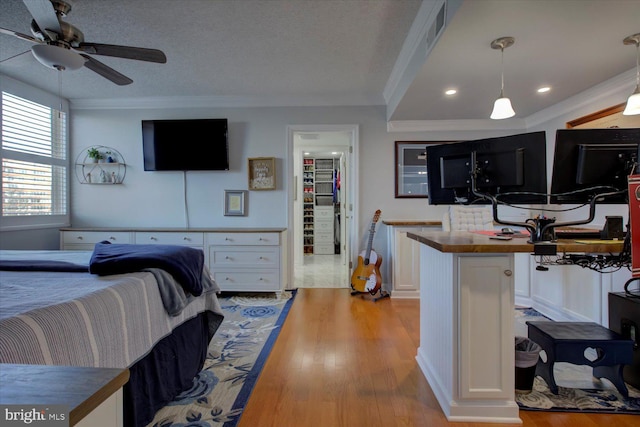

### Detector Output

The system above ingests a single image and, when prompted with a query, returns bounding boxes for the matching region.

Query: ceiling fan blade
[77,43,167,63]
[0,26,41,43]
[23,0,61,36]
[80,54,133,86]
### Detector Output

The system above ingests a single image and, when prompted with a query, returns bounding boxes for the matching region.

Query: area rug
[514,307,640,414]
[147,290,297,427]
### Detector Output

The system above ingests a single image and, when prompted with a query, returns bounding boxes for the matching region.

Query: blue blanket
[89,241,205,296]
[0,260,88,272]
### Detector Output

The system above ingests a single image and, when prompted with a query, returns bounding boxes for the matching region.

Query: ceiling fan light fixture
[623,33,640,116]
[489,36,515,120]
[31,44,85,71]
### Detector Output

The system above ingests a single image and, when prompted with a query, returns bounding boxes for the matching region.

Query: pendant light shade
[623,33,640,116]
[491,96,516,120]
[490,37,515,120]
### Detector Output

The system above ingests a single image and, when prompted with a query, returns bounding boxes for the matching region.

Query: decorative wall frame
[248,157,276,190]
[224,190,247,216]
[395,141,447,198]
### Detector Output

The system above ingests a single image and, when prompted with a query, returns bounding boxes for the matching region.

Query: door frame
[286,124,359,287]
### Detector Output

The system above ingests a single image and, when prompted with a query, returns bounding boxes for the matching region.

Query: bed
[0,245,224,427]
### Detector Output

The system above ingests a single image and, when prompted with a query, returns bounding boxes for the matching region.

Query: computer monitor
[550,129,640,204]
[427,131,547,205]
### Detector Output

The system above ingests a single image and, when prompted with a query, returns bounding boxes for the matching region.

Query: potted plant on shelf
[87,147,103,163]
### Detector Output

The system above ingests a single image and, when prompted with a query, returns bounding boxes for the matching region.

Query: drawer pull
[76,236,83,240]
[259,256,264,260]
[183,237,190,241]
[225,256,230,260]
[109,236,116,241]
[258,237,263,241]
[259,277,264,281]
[150,237,157,241]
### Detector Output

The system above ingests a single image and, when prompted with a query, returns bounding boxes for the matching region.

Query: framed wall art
[395,141,448,198]
[248,157,276,190]
[224,190,247,216]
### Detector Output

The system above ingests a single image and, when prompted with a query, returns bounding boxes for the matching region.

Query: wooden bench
[526,321,634,396]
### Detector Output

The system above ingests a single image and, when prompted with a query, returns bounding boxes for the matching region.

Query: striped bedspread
[0,250,223,369]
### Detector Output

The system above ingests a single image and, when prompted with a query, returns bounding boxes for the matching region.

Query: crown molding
[70,94,385,110]
[387,118,527,133]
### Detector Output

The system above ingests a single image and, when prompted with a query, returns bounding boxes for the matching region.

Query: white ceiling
[0,0,639,122]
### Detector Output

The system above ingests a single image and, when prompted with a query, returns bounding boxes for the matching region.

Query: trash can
[515,336,541,393]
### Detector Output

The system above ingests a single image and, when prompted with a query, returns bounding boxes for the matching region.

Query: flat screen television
[550,128,640,204]
[426,131,547,205]
[142,119,229,171]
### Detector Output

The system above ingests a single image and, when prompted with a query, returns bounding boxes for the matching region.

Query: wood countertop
[382,220,442,226]
[0,364,129,426]
[60,227,287,233]
[406,230,625,254]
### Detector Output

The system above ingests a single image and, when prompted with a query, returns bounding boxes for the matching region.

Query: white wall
[2,71,637,262]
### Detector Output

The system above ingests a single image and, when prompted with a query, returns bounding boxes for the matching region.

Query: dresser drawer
[134,232,204,246]
[207,232,279,246]
[212,270,280,292]
[62,231,132,245]
[314,220,333,232]
[209,246,279,268]
[314,243,334,254]
[314,208,334,220]
[314,231,333,243]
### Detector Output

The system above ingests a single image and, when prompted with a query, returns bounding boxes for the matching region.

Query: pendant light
[623,33,640,116]
[490,36,516,120]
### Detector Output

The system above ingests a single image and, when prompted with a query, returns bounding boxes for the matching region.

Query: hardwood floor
[239,288,637,427]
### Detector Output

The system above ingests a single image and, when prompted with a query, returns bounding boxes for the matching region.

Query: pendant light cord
[635,42,639,88]
[58,70,63,117]
[500,47,506,97]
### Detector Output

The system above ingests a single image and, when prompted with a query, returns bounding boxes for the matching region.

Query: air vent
[425,1,446,50]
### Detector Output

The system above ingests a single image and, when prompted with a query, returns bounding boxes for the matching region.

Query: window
[1,91,69,230]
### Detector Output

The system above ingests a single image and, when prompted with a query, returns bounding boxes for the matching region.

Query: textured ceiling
[0,0,421,105]
[0,0,639,122]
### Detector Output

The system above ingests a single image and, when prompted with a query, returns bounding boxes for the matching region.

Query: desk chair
[442,205,494,231]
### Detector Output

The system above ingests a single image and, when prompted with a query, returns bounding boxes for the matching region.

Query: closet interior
[302,157,341,255]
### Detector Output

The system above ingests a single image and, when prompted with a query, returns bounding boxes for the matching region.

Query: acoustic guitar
[350,209,382,295]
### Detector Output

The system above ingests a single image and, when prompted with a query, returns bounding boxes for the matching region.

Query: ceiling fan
[0,0,166,85]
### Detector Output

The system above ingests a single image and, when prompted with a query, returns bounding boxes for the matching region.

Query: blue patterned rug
[147,290,297,427]
[515,307,640,414]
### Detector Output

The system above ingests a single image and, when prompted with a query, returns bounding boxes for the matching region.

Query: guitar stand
[372,289,390,302]
[350,288,390,302]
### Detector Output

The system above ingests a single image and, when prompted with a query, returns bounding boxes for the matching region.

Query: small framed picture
[248,157,276,190]
[224,190,247,216]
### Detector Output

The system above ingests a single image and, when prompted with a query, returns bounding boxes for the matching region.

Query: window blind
[1,91,68,217]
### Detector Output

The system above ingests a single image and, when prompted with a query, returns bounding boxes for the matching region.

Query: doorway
[287,125,358,289]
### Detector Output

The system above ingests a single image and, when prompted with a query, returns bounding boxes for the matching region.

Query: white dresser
[313,206,334,254]
[207,231,283,293]
[60,228,288,294]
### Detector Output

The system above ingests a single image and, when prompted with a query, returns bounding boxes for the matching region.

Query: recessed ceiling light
[445,89,457,95]
[537,86,551,93]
